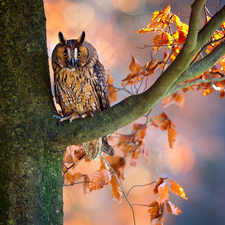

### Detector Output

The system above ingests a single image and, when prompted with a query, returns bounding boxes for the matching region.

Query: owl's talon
[53,115,63,120]
[81,112,94,118]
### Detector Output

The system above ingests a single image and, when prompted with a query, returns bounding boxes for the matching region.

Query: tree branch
[167,40,225,95]
[197,5,225,49]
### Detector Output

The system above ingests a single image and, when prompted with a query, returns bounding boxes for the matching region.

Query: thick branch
[167,40,225,94]
[197,5,225,49]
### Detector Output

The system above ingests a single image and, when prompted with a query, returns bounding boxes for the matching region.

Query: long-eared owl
[52,31,114,160]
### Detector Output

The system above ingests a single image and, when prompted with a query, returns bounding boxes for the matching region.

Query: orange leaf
[105,156,126,180]
[64,172,84,185]
[157,181,170,204]
[110,175,123,203]
[153,177,165,194]
[69,145,86,163]
[167,179,188,200]
[132,123,147,142]
[168,120,177,148]
[83,175,90,194]
[148,201,164,224]
[166,201,182,215]
[106,70,118,103]
[121,54,143,86]
[162,93,185,108]
[90,169,111,191]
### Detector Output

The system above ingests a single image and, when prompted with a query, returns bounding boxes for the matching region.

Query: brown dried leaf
[153,177,165,194]
[105,156,126,180]
[162,93,185,108]
[148,201,164,225]
[83,175,90,194]
[132,123,147,142]
[90,169,111,191]
[106,70,118,103]
[167,179,188,200]
[121,54,143,86]
[69,145,86,163]
[64,172,84,185]
[166,201,182,215]
[157,181,170,204]
[168,121,177,148]
[110,175,123,203]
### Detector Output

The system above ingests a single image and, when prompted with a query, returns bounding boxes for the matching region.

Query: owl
[52,31,114,160]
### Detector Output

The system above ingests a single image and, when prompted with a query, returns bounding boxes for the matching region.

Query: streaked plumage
[52,31,114,160]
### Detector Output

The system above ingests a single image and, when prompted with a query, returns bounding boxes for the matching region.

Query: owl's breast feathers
[55,66,101,117]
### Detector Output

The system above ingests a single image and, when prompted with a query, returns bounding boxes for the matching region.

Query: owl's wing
[93,60,110,111]
[93,60,115,157]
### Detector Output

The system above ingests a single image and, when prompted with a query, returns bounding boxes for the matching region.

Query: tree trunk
[0,1,63,224]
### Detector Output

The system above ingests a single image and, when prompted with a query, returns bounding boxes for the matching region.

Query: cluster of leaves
[148,177,187,225]
[61,4,225,225]
[63,145,125,202]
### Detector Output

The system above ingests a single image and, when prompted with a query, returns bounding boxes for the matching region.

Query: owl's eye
[63,52,68,59]
[77,52,82,58]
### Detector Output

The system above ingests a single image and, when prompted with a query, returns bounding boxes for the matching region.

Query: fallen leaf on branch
[157,181,170,205]
[162,93,185,108]
[106,70,118,103]
[153,177,166,194]
[110,175,123,203]
[151,112,177,148]
[90,169,111,191]
[167,179,188,200]
[148,201,164,225]
[166,201,182,215]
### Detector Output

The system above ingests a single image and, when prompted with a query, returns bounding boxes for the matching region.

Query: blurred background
[44,0,225,224]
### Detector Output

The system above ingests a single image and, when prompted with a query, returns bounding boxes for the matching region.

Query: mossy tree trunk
[0,0,63,224]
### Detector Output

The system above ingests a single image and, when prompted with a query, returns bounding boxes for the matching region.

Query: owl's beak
[71,58,76,67]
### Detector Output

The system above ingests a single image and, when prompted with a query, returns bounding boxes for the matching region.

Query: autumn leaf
[131,139,148,166]
[83,175,90,194]
[166,201,182,215]
[153,177,165,194]
[137,5,172,34]
[151,112,177,148]
[106,70,118,103]
[105,156,126,180]
[64,172,84,186]
[148,201,164,225]
[121,54,143,86]
[162,93,185,108]
[100,157,110,170]
[69,145,86,163]
[167,120,177,148]
[157,181,170,204]
[132,123,147,142]
[167,179,188,200]
[90,169,111,191]
[110,175,123,203]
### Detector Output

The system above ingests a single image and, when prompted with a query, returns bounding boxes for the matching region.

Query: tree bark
[0,0,63,224]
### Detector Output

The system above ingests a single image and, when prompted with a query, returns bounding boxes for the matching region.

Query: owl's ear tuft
[59,32,66,45]
[77,31,85,44]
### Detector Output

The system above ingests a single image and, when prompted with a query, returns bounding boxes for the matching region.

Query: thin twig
[132,204,149,207]
[127,181,156,197]
[100,154,136,225]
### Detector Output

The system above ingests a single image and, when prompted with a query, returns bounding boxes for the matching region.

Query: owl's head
[52,31,96,70]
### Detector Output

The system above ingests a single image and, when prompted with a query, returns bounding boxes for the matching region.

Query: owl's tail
[83,138,102,160]
[83,136,114,160]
